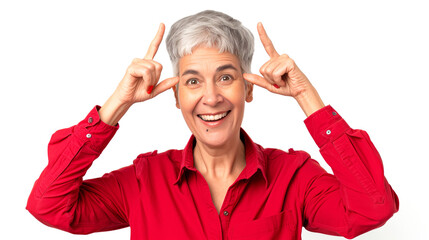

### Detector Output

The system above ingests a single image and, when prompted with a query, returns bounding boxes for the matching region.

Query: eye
[186,78,199,85]
[220,75,233,81]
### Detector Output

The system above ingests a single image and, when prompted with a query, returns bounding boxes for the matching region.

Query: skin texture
[173,47,253,212]
[174,47,252,152]
[98,21,325,213]
[99,23,179,126]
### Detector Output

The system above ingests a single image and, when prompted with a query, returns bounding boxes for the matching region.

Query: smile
[198,111,231,122]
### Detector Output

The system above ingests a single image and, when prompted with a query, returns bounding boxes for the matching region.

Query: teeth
[199,112,228,121]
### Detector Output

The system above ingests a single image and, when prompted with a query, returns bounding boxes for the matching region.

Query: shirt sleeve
[26,105,131,234]
[300,105,399,238]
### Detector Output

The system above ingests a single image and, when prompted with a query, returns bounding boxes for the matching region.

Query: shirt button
[332,111,337,116]
[223,211,229,216]
[326,130,331,135]
[88,117,93,123]
[86,133,92,138]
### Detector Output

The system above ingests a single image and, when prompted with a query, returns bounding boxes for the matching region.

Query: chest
[130,169,300,240]
[204,177,234,214]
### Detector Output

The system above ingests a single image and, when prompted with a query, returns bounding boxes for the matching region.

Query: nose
[202,82,223,107]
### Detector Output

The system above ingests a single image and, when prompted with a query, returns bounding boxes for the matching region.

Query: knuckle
[126,65,135,75]
[142,68,150,76]
[265,65,274,73]
[154,62,163,71]
[274,67,284,76]
[146,63,155,71]
[132,58,140,64]
[272,72,281,79]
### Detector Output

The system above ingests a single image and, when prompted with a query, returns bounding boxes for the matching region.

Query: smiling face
[174,46,253,149]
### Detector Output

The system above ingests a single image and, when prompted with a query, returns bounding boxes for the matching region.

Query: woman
[26,10,399,239]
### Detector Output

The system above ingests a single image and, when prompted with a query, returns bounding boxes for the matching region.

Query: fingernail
[273,84,280,89]
[147,85,154,94]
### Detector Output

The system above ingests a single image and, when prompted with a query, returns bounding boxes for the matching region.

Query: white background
[1,0,428,239]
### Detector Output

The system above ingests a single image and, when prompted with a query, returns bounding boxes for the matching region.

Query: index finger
[257,22,279,58]
[144,23,165,60]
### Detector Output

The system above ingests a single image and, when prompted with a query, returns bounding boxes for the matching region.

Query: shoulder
[259,145,320,178]
[262,146,328,182]
[133,149,183,166]
[132,149,183,180]
[262,145,311,168]
[260,146,327,191]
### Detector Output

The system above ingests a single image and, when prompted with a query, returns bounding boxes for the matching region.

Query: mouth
[197,110,231,122]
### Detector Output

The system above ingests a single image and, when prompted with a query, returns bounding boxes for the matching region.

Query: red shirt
[26,105,399,239]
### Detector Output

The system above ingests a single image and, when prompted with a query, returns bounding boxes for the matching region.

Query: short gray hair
[166,10,255,77]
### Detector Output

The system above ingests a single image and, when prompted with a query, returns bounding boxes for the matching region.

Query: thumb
[152,76,180,97]
[243,73,270,89]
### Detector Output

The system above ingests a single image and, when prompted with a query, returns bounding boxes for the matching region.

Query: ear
[245,81,253,103]
[172,85,180,109]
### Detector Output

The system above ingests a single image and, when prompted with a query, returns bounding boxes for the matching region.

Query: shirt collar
[173,128,268,188]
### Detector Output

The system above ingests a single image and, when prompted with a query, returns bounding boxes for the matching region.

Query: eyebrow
[181,64,238,77]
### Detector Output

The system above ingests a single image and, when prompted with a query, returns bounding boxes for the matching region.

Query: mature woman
[27,10,399,239]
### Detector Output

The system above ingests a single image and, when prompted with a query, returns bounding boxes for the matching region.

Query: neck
[194,134,246,180]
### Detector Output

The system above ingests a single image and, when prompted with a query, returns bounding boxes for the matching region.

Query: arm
[27,23,179,234]
[243,22,399,238]
[299,105,399,238]
[26,106,129,234]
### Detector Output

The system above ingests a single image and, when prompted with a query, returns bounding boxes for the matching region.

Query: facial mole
[206,129,208,132]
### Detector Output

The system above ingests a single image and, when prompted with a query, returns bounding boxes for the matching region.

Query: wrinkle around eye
[185,78,199,85]
[217,74,235,86]
[221,75,233,81]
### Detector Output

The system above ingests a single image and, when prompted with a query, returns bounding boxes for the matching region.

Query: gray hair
[166,10,255,77]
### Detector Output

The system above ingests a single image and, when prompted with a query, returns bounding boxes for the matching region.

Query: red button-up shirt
[26,105,399,239]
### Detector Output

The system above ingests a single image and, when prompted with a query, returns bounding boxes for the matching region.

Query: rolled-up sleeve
[300,105,399,238]
[26,106,130,234]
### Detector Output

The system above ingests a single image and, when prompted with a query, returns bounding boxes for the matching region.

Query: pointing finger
[144,23,165,60]
[243,73,271,90]
[152,77,180,97]
[257,22,279,58]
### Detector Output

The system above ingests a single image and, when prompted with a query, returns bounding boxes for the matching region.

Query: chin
[194,125,240,149]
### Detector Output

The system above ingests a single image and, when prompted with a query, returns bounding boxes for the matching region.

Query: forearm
[294,85,325,117]
[26,106,120,232]
[99,92,132,126]
[302,106,399,238]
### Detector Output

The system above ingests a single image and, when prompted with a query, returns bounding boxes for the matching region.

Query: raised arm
[26,23,178,234]
[243,22,325,117]
[243,23,399,238]
[100,23,179,126]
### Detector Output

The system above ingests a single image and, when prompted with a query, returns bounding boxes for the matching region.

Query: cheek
[178,90,199,114]
[225,83,247,104]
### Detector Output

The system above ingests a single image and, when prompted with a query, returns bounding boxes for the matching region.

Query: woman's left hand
[243,23,312,99]
[243,22,325,117]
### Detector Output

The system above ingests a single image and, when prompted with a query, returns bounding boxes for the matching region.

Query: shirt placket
[194,171,248,240]
[219,186,233,240]
[194,170,223,240]
[220,182,243,240]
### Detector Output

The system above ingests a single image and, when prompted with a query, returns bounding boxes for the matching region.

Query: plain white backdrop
[1,0,428,239]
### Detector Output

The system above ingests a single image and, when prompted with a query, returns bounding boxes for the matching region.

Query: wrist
[99,94,133,126]
[294,87,325,117]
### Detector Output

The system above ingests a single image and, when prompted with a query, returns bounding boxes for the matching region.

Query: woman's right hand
[114,23,179,105]
[99,23,179,126]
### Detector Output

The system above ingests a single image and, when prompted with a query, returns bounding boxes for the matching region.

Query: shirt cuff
[304,105,351,148]
[75,105,119,153]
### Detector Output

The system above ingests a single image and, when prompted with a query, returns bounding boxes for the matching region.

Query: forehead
[179,47,240,74]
